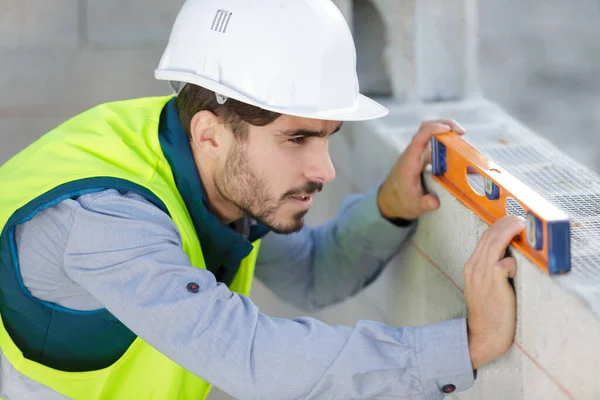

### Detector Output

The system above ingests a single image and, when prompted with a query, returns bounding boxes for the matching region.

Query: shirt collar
[157,97,270,284]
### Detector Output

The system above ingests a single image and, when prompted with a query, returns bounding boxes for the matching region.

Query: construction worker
[0,0,524,399]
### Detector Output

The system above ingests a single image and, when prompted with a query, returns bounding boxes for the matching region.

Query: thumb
[496,257,517,279]
[420,194,440,212]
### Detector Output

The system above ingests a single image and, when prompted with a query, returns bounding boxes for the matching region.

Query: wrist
[376,184,393,218]
[378,200,414,227]
[377,183,412,222]
[467,320,490,370]
[468,342,486,371]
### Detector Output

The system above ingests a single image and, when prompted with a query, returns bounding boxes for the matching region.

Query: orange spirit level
[431,132,571,275]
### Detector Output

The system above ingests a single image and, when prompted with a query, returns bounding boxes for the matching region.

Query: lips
[291,194,311,201]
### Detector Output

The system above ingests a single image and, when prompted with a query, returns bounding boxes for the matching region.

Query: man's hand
[377,120,465,221]
[463,215,525,370]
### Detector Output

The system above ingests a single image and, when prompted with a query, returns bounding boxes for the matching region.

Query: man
[0,0,524,399]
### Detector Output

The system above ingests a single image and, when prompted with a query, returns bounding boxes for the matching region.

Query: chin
[267,220,305,235]
[265,211,308,234]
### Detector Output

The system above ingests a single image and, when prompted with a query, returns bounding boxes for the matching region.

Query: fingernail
[428,199,438,209]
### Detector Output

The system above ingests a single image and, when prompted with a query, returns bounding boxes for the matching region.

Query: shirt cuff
[415,318,476,398]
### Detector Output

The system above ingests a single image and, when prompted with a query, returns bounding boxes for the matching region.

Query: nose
[304,144,336,184]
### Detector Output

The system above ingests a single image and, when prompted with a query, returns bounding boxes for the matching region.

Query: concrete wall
[0,0,184,164]
[339,104,600,399]
[1,0,598,169]
[1,1,600,399]
[479,0,600,173]
[350,0,600,171]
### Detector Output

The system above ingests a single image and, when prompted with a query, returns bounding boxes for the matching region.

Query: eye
[288,137,307,145]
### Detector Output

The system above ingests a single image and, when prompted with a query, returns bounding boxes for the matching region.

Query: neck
[192,150,243,225]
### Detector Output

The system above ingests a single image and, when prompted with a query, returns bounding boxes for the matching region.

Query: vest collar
[158,98,269,284]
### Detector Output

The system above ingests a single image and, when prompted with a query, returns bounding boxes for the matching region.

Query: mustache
[281,181,323,200]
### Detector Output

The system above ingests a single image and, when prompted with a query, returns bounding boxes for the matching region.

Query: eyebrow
[278,122,343,138]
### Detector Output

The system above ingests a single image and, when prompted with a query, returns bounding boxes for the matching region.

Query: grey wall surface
[1,0,598,170]
[478,0,600,173]
[1,1,599,399]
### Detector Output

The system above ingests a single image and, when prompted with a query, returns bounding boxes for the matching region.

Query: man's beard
[214,141,322,234]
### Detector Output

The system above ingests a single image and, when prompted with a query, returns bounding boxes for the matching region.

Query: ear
[189,110,222,158]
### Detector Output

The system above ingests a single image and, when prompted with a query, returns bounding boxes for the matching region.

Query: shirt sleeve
[255,184,416,311]
[56,189,475,399]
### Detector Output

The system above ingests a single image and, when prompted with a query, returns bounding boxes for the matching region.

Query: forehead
[256,114,342,135]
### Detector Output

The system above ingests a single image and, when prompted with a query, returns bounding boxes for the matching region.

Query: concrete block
[420,174,600,398]
[357,0,482,102]
[457,346,524,399]
[362,242,468,327]
[376,109,424,134]
[0,49,78,108]
[330,0,352,29]
[86,0,185,46]
[314,290,388,327]
[353,1,392,96]
[0,0,79,48]
[518,252,600,400]
[414,0,478,101]
[381,98,505,131]
[520,356,572,400]
[355,101,600,397]
[478,0,600,174]
[369,0,417,101]
[250,276,387,330]
[73,48,171,104]
[249,278,309,320]
[411,175,487,289]
[342,120,407,192]
[0,48,170,109]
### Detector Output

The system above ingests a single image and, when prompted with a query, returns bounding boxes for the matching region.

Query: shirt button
[442,384,456,394]
[186,282,200,293]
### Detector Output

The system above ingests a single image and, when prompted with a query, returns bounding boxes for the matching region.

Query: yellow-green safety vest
[0,95,259,399]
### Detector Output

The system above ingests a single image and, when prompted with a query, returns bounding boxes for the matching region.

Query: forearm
[71,264,472,399]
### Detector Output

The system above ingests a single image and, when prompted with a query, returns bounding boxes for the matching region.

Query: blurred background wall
[2,0,598,170]
[1,1,599,399]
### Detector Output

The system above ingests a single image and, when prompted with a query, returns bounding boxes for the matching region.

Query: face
[213,116,340,234]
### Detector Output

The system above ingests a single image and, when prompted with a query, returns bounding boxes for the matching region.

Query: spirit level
[431,132,571,275]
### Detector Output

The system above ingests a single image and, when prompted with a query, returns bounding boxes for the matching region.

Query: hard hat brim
[155,70,389,122]
[313,94,389,122]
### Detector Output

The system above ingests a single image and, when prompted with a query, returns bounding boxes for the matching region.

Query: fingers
[410,119,466,153]
[436,119,466,135]
[483,216,526,264]
[411,122,452,149]
[468,216,524,279]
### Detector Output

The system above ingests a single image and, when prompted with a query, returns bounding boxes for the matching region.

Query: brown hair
[175,83,281,140]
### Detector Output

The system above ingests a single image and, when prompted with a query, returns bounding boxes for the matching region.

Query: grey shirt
[13,187,474,399]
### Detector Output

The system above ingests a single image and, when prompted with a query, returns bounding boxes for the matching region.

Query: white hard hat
[155,0,388,121]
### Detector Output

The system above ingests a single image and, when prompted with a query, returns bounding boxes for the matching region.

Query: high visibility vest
[0,96,259,399]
